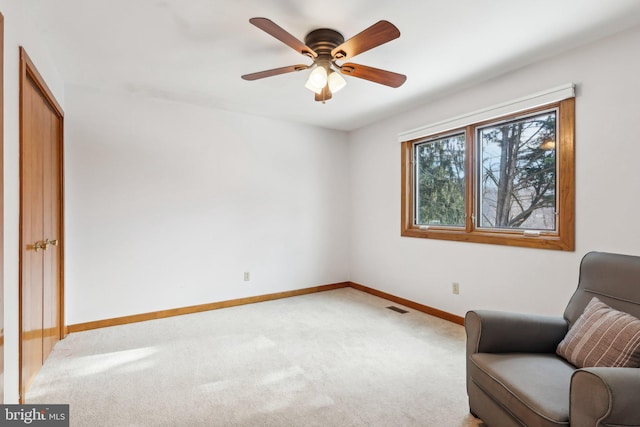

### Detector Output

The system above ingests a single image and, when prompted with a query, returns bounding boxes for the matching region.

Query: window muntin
[478,109,557,231]
[414,133,466,227]
[400,98,574,251]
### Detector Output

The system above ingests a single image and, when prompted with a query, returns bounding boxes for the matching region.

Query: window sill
[401,226,574,251]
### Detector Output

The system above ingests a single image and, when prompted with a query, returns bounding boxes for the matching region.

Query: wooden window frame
[401,98,575,251]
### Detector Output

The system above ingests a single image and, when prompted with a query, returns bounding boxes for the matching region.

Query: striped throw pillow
[556,297,640,368]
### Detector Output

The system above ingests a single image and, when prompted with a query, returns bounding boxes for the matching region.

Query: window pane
[478,111,557,230]
[415,133,466,227]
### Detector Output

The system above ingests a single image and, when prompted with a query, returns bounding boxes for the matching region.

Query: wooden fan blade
[331,21,400,60]
[250,18,317,58]
[241,64,310,81]
[339,63,406,88]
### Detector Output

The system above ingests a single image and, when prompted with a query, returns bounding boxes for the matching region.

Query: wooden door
[19,47,64,400]
[21,75,45,397]
[42,97,62,358]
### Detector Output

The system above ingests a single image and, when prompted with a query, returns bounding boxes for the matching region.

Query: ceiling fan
[241,18,407,103]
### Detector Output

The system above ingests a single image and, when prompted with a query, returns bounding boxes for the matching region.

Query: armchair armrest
[465,310,568,355]
[571,367,640,427]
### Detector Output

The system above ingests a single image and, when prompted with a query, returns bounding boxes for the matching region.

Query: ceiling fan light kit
[242,17,407,103]
[306,65,328,93]
[327,70,346,93]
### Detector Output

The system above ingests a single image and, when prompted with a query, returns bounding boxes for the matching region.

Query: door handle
[32,241,46,252]
[44,238,59,249]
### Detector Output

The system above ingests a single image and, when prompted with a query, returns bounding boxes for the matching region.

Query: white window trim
[398,83,575,143]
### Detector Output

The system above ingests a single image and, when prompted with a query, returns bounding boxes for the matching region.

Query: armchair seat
[469,353,574,426]
[466,252,640,426]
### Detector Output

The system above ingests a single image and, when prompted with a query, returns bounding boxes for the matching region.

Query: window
[401,98,574,250]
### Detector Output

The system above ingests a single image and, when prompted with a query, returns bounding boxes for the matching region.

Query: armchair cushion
[556,297,640,368]
[469,353,574,427]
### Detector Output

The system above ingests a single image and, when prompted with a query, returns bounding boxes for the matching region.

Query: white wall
[64,85,349,324]
[348,24,640,318]
[1,0,65,404]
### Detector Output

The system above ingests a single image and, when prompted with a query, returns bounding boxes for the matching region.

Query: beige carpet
[27,288,485,426]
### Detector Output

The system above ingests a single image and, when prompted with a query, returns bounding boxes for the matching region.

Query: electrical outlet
[243,272,250,281]
[452,282,460,295]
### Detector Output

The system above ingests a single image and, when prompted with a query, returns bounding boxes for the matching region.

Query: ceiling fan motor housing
[304,28,345,59]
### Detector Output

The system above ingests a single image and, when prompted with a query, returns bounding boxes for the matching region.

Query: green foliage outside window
[415,134,466,227]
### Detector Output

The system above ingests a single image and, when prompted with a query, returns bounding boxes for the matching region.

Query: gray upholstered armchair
[465,251,640,427]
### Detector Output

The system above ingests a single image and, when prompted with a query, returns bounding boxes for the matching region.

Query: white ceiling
[25,0,640,131]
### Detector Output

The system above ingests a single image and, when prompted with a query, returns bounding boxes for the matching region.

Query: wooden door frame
[18,46,65,401]
[0,10,5,405]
